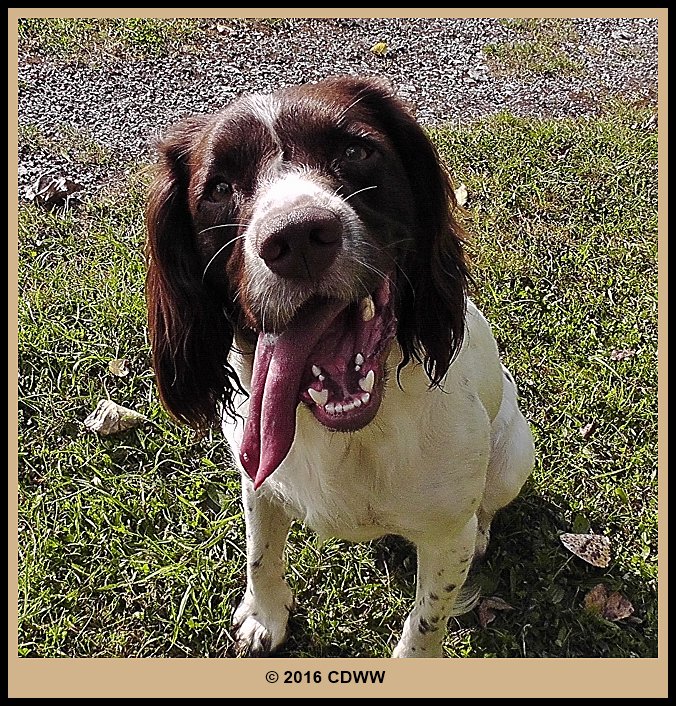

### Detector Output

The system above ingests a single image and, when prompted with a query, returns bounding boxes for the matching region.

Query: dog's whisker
[362,237,416,253]
[202,234,248,282]
[346,254,389,286]
[335,91,368,126]
[343,185,378,202]
[353,273,375,302]
[354,240,415,295]
[198,221,250,235]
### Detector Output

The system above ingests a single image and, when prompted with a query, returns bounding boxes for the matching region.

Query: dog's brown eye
[343,144,373,162]
[205,180,232,202]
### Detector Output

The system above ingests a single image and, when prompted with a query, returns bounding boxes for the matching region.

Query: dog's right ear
[145,116,242,431]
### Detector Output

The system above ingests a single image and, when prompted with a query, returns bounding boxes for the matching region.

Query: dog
[145,75,535,658]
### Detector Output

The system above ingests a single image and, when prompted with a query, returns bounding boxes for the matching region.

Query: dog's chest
[259,387,491,543]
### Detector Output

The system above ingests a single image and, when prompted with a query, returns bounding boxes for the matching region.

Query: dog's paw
[232,588,294,657]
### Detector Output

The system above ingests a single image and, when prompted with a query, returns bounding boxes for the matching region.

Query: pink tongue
[240,299,348,489]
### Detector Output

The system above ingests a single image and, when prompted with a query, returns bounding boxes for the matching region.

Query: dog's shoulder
[451,298,505,423]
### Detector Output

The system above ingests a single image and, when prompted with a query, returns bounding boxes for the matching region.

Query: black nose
[256,206,342,280]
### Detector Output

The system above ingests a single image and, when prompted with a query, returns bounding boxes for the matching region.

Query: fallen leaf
[454,183,468,207]
[84,399,146,436]
[609,348,636,361]
[583,583,634,621]
[583,583,609,613]
[603,591,634,621]
[28,174,81,210]
[477,596,513,628]
[560,533,611,568]
[370,41,388,56]
[108,358,131,377]
[579,420,599,439]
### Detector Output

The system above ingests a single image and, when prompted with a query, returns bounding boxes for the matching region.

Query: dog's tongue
[240,298,348,489]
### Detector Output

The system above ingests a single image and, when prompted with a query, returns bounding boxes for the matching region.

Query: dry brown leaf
[28,174,81,210]
[477,596,514,628]
[583,583,634,621]
[108,358,131,377]
[83,399,146,436]
[583,583,609,613]
[609,348,636,361]
[560,533,611,568]
[603,591,634,621]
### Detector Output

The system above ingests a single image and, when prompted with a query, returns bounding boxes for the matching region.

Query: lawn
[16,20,658,660]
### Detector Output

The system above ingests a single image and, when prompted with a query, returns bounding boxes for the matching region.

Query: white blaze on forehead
[245,93,281,145]
[243,171,339,260]
[254,171,332,214]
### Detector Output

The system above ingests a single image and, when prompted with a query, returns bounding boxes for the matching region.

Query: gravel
[17,16,658,202]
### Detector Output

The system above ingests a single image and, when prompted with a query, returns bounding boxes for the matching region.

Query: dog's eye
[205,180,232,203]
[343,143,373,162]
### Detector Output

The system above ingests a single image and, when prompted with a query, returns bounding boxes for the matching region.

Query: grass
[17,18,208,60]
[17,17,289,61]
[484,18,585,76]
[16,20,658,658]
[19,122,111,165]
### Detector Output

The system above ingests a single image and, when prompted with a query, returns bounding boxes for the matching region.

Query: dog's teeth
[312,365,322,378]
[360,296,375,322]
[343,401,355,412]
[325,401,336,414]
[335,402,343,414]
[355,365,361,372]
[308,388,328,406]
[355,353,365,365]
[358,370,375,393]
[360,392,371,404]
[353,397,362,408]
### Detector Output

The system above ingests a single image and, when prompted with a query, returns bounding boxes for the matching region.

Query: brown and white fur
[145,75,535,658]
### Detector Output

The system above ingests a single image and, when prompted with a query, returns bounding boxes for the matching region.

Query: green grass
[17,98,658,657]
[484,18,585,76]
[19,122,111,165]
[17,18,208,60]
[17,17,290,61]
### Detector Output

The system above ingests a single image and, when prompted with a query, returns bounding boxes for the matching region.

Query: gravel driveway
[17,16,658,202]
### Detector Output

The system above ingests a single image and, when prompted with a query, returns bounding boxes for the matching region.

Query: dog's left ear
[330,76,470,386]
[145,116,242,431]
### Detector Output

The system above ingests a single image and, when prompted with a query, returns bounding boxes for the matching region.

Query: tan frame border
[9,7,667,698]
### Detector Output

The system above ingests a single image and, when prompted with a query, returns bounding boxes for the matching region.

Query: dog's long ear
[145,116,242,430]
[336,76,470,386]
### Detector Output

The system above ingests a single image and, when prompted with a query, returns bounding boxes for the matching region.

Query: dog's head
[146,75,469,486]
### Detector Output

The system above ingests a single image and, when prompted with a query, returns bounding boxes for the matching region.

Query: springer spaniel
[145,75,535,658]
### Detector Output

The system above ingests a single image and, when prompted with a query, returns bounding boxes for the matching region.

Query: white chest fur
[224,301,504,543]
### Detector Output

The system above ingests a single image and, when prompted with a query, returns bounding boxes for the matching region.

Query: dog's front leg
[392,518,478,658]
[232,478,294,656]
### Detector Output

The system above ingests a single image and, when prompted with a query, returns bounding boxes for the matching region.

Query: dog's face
[146,76,469,486]
[191,83,419,331]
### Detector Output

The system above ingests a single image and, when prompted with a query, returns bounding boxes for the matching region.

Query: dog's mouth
[240,277,397,489]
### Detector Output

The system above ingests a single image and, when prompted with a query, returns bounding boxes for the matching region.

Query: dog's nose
[257,207,342,280]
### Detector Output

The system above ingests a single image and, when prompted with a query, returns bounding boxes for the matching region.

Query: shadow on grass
[265,489,656,658]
